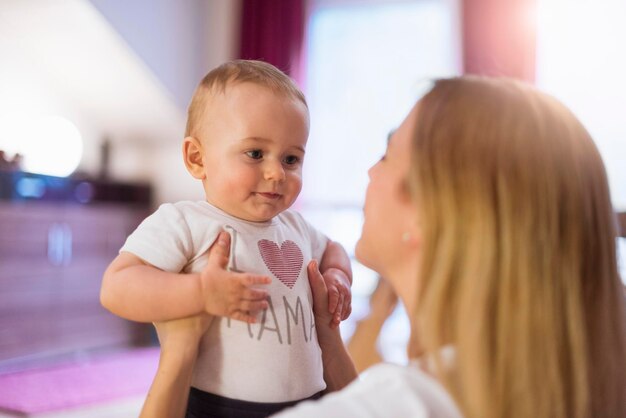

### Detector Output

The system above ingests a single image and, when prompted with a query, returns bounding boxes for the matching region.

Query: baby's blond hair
[185,60,307,138]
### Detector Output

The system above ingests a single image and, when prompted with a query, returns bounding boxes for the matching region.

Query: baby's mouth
[256,192,282,200]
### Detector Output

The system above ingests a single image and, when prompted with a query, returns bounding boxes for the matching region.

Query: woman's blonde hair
[185,59,307,138]
[409,77,626,418]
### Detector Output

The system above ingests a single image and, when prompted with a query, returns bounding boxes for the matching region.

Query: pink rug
[0,348,159,414]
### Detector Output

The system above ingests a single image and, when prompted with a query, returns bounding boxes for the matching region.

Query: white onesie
[120,201,328,402]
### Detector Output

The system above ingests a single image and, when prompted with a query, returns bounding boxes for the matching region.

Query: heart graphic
[257,239,303,289]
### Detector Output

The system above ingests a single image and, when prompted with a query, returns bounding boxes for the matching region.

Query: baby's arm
[319,240,353,327]
[101,232,271,323]
[101,252,205,322]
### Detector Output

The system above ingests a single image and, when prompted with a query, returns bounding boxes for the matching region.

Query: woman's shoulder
[358,362,463,417]
[274,362,463,418]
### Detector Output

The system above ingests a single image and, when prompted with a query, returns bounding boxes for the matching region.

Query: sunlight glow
[0,114,83,177]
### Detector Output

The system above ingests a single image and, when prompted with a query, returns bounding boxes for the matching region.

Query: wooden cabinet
[0,201,150,368]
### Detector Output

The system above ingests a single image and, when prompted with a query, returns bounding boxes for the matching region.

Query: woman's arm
[307,260,359,391]
[347,278,398,372]
[139,231,240,418]
[139,246,358,418]
[139,315,211,418]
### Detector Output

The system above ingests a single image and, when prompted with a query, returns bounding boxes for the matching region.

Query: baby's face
[197,82,309,222]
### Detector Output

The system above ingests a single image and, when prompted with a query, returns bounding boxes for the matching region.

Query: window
[301,0,461,362]
[536,0,626,210]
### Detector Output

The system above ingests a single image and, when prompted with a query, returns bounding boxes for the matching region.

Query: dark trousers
[185,387,323,418]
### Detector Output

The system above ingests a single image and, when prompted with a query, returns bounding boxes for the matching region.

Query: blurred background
[0,0,624,416]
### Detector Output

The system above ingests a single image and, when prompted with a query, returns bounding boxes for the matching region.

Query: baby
[100,60,352,417]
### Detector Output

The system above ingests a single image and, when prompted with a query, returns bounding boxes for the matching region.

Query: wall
[90,0,212,111]
[0,0,178,184]
[0,0,242,204]
[89,0,242,204]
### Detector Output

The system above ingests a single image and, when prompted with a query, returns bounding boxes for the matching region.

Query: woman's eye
[283,155,300,165]
[379,153,387,162]
[245,150,263,159]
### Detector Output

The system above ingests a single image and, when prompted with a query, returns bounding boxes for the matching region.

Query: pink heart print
[257,239,303,289]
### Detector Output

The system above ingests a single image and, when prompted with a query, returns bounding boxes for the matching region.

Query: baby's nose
[264,160,286,181]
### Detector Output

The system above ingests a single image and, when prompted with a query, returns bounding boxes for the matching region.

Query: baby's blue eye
[283,155,300,165]
[246,150,263,159]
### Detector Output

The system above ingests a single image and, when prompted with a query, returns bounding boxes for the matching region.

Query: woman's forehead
[395,103,420,139]
[390,113,416,150]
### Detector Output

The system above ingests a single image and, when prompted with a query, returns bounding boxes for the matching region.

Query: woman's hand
[307,260,337,339]
[139,315,209,418]
[153,314,213,359]
[307,260,358,391]
[140,231,249,418]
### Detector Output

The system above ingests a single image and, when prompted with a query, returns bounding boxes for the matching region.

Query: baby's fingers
[331,294,344,328]
[239,299,268,312]
[231,310,259,324]
[327,285,339,314]
[341,288,352,320]
[239,274,272,287]
[341,303,352,321]
[243,287,269,301]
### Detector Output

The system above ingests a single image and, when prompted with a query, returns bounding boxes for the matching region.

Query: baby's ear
[182,136,206,180]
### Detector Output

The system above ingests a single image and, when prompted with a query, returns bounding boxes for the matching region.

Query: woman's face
[355,104,421,288]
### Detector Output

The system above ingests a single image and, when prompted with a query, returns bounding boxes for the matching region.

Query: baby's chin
[245,198,298,222]
[244,214,276,223]
[210,194,298,223]
[237,205,284,223]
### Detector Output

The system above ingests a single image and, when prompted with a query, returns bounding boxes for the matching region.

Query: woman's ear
[182,136,206,179]
[403,211,422,250]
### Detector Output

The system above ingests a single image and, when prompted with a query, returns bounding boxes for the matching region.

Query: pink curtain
[462,0,537,82]
[239,0,306,80]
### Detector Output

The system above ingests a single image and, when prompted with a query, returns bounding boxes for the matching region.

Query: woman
[140,77,626,418]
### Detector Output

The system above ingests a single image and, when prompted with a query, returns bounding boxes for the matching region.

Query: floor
[0,348,158,418]
[0,397,143,418]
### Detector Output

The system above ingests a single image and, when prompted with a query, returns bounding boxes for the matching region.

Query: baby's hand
[322,267,352,328]
[200,232,271,323]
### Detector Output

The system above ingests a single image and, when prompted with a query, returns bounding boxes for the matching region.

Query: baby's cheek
[285,174,303,201]
[223,170,256,194]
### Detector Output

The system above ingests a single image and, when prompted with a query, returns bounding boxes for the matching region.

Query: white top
[273,362,464,418]
[120,201,328,402]
[617,238,626,285]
